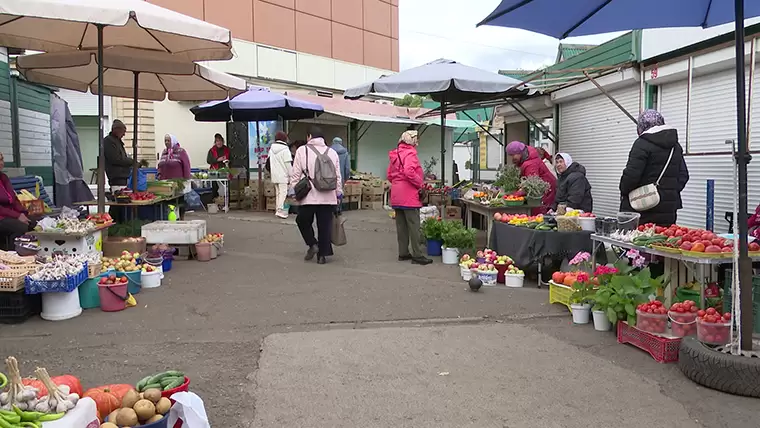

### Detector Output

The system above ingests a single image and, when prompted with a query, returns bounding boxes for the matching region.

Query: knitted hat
[506,141,526,155]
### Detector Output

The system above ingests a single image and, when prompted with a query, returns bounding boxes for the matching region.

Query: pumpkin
[83,384,133,420]
[22,374,83,396]
[563,275,577,287]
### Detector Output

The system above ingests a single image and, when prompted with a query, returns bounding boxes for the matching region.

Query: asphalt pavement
[0,210,755,427]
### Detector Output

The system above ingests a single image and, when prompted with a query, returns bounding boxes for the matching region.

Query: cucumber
[136,375,152,392]
[146,370,183,385]
[163,377,185,391]
[143,383,162,391]
[160,376,181,387]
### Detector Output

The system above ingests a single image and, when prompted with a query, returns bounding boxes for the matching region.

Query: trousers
[274,183,289,217]
[395,209,422,258]
[296,204,335,257]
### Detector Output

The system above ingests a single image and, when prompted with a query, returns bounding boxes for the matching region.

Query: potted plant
[570,273,595,324]
[519,175,550,204]
[591,259,668,327]
[422,217,446,256]
[588,265,619,331]
[441,224,476,265]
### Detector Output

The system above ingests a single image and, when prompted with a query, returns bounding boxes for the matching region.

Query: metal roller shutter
[558,85,640,217]
[658,80,688,146]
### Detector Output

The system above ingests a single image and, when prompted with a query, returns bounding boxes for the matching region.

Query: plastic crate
[0,289,41,324]
[141,220,207,244]
[25,263,88,295]
[617,321,682,363]
[549,281,573,312]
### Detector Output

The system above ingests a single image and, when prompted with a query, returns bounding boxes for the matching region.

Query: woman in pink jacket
[387,130,432,265]
[289,126,342,265]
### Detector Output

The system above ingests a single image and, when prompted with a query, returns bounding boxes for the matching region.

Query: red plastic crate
[617,321,682,363]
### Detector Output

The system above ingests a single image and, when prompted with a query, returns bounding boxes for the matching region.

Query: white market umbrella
[17,47,247,191]
[0,0,234,212]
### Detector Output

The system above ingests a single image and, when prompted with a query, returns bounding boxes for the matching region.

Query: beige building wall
[147,0,400,71]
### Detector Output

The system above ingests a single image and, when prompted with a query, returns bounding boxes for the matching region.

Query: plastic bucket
[41,289,82,321]
[98,281,128,312]
[495,264,509,284]
[441,247,459,264]
[593,310,611,331]
[78,277,101,309]
[162,257,173,272]
[617,212,641,231]
[195,242,212,262]
[426,239,443,256]
[124,271,142,295]
[571,304,591,324]
[210,243,218,259]
[141,270,162,289]
[505,274,525,288]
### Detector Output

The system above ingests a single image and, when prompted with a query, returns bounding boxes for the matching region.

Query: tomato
[690,306,698,313]
[653,300,663,307]
[697,310,706,317]
[655,226,665,234]
[647,308,654,313]
[706,307,717,315]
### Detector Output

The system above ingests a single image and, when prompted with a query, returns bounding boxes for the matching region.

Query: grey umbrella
[344,59,531,184]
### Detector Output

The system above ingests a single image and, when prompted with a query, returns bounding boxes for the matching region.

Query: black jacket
[103,133,133,185]
[619,125,689,226]
[552,162,593,213]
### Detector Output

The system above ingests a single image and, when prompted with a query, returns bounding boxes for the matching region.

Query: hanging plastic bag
[167,391,211,428]
[184,190,202,210]
[126,169,148,191]
[331,213,347,246]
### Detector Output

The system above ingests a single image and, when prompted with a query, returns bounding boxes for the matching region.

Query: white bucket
[41,289,83,321]
[505,274,525,288]
[210,243,218,259]
[592,310,611,331]
[571,303,591,324]
[441,247,459,265]
[141,270,162,289]
[208,204,219,214]
[579,217,596,232]
[461,266,472,281]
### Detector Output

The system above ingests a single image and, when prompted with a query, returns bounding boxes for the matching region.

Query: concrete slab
[253,324,699,428]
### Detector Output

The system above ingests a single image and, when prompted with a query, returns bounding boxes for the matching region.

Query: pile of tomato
[668,300,698,337]
[635,300,668,333]
[696,308,733,345]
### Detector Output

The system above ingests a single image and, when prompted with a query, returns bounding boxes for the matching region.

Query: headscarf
[165,134,179,157]
[506,141,526,156]
[555,152,573,168]
[332,137,343,145]
[637,109,665,135]
[399,130,418,146]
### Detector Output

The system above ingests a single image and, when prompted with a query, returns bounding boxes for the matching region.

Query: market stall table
[75,195,183,221]
[30,223,113,256]
[461,199,542,247]
[590,234,760,308]
[490,222,595,287]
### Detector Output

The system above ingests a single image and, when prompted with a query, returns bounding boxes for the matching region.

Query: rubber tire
[678,336,760,398]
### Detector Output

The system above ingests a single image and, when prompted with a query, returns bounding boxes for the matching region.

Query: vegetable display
[27,257,84,281]
[101,252,142,273]
[83,384,133,420]
[102,387,171,427]
[0,358,71,427]
[135,370,185,393]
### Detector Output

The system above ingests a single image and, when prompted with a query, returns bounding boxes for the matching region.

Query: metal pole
[733,0,754,351]
[132,72,139,190]
[256,123,263,211]
[96,24,105,213]
[583,71,638,124]
[440,98,446,186]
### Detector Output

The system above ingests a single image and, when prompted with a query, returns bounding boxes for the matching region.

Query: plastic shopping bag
[331,213,347,246]
[167,391,210,428]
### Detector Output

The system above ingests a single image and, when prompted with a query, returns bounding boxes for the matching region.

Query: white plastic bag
[167,392,211,428]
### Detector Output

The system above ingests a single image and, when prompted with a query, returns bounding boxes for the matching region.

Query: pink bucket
[98,282,129,312]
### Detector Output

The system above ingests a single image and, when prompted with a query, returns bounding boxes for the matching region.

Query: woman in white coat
[269,131,293,219]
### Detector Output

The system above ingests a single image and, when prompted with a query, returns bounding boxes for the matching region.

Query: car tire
[678,336,760,398]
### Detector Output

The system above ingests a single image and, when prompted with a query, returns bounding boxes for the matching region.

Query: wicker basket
[0,250,36,265]
[0,264,39,292]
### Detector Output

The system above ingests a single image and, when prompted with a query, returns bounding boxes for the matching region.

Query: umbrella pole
[440,98,446,186]
[96,24,105,214]
[733,0,753,351]
[132,72,139,191]
[257,122,263,211]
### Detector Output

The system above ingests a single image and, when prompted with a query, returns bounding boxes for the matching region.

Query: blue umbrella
[191,87,324,122]
[479,0,760,351]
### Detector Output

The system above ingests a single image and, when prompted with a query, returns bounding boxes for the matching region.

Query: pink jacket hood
[387,143,424,208]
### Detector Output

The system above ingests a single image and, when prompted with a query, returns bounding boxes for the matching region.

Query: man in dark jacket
[103,120,133,188]
[619,110,689,226]
[328,137,351,182]
[552,153,593,213]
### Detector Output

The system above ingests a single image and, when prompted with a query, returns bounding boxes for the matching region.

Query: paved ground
[0,210,756,427]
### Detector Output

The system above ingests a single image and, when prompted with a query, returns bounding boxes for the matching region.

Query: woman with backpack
[289,126,342,265]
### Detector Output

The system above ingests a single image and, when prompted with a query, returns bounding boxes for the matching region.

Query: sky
[398,0,625,72]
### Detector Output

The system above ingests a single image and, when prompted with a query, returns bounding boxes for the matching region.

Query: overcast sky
[398,0,624,72]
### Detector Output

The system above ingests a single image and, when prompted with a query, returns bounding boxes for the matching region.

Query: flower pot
[571,303,591,324]
[592,310,611,331]
[441,247,459,264]
[426,239,443,256]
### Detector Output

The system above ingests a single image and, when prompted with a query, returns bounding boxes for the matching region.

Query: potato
[100,423,118,428]
[155,397,171,415]
[146,414,163,424]
[133,399,156,421]
[107,410,120,424]
[116,407,139,427]
[142,388,161,404]
[122,389,140,409]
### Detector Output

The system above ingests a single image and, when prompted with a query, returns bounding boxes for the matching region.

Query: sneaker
[398,255,413,261]
[317,256,327,265]
[304,245,318,261]
[411,257,433,265]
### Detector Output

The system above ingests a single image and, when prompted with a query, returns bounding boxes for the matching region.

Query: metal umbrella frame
[479,0,759,351]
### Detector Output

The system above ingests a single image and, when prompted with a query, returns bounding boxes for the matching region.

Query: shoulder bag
[293,147,312,201]
[628,147,674,212]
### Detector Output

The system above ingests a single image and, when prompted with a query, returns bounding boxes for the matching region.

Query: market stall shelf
[461,199,541,247]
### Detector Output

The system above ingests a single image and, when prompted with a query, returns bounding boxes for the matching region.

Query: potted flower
[422,217,446,256]
[570,273,595,324]
[588,265,619,331]
[442,225,476,265]
[519,175,550,205]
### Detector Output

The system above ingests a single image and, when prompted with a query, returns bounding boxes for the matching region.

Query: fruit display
[505,264,524,275]
[669,300,699,337]
[494,213,551,229]
[134,370,186,394]
[477,264,497,274]
[635,301,668,334]
[696,308,732,345]
[503,194,525,202]
[130,192,156,202]
[101,252,142,273]
[141,264,159,273]
[86,213,113,225]
[102,387,171,427]
[550,271,598,287]
[199,233,223,244]
[494,255,513,266]
[98,273,129,286]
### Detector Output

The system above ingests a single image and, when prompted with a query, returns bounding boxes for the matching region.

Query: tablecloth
[489,222,595,268]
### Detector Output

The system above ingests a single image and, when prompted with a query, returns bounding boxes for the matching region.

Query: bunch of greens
[442,223,476,251]
[422,217,446,240]
[519,176,550,199]
[590,260,669,326]
[494,164,521,192]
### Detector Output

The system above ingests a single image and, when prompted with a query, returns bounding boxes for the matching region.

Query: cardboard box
[344,181,362,196]
[362,186,384,197]
[265,196,276,211]
[445,206,462,219]
[348,195,360,203]
[366,194,383,202]
[361,201,383,210]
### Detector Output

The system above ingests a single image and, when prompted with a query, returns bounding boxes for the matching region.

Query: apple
[750,242,760,252]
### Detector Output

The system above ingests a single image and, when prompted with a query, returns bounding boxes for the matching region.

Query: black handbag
[293,146,312,201]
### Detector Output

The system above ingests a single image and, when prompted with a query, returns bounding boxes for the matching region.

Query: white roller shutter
[558,85,640,217]
[658,80,688,145]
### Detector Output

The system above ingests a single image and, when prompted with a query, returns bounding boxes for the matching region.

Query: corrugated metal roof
[556,43,598,63]
[326,110,420,124]
[498,69,536,80]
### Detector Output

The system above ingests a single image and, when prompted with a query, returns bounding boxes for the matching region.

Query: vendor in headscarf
[619,109,689,226]
[551,153,593,213]
[157,134,191,180]
[506,140,557,214]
